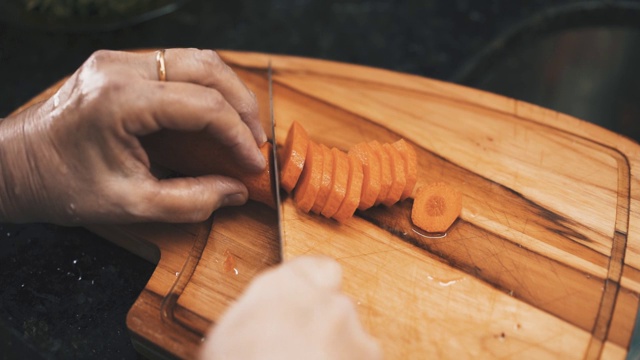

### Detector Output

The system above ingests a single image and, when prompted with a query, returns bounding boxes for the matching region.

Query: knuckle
[194,49,228,74]
[87,49,118,67]
[123,188,158,221]
[238,91,259,118]
[205,91,227,114]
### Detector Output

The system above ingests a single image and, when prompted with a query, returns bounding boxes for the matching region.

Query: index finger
[134,48,267,145]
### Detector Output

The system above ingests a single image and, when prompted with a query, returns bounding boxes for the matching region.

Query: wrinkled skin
[0,49,267,224]
[0,49,381,358]
[200,256,382,360]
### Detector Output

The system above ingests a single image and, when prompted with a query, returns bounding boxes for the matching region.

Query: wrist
[0,110,47,223]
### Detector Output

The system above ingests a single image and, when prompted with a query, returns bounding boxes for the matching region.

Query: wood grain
[12,50,640,359]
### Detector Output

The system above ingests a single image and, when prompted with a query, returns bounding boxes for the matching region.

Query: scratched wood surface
[14,51,640,359]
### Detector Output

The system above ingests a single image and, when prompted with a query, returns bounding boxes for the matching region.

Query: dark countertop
[1,1,639,358]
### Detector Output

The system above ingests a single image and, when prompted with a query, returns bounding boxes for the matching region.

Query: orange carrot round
[411,182,462,233]
[240,142,277,208]
[392,139,417,200]
[333,152,364,222]
[321,148,349,218]
[381,143,406,206]
[368,140,392,206]
[311,144,333,214]
[293,142,323,213]
[279,121,310,193]
[349,142,381,210]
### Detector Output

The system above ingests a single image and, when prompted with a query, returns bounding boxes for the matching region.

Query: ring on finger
[156,49,167,82]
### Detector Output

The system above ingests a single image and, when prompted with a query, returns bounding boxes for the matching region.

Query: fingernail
[223,192,247,207]
[255,147,267,169]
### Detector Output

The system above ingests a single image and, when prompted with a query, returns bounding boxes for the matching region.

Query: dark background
[1,0,640,358]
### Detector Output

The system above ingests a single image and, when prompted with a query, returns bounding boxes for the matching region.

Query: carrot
[311,144,333,214]
[279,121,310,193]
[368,141,392,205]
[411,182,462,233]
[293,142,324,213]
[392,139,417,200]
[381,143,406,206]
[238,142,277,208]
[321,148,349,218]
[333,152,364,222]
[348,142,381,210]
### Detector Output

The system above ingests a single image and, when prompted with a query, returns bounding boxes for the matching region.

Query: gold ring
[156,49,167,81]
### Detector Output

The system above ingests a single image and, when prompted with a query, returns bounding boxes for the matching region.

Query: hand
[199,256,382,360]
[0,48,267,225]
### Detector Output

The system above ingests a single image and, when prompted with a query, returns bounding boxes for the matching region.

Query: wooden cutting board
[15,51,640,359]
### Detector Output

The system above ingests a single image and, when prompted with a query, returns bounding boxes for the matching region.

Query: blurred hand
[199,256,382,360]
[0,48,267,225]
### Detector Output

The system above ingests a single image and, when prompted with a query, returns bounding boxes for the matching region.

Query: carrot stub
[392,139,418,200]
[279,121,310,193]
[293,142,323,213]
[368,141,392,205]
[321,148,349,218]
[333,152,364,222]
[349,142,381,210]
[311,144,334,214]
[411,182,462,233]
[381,143,406,206]
[239,142,277,208]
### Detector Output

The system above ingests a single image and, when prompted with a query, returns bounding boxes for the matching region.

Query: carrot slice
[239,142,277,208]
[311,144,333,214]
[293,142,323,213]
[279,121,310,193]
[333,152,364,223]
[392,139,417,200]
[368,141,392,205]
[321,148,349,218]
[411,182,462,233]
[348,142,381,210]
[381,143,406,206]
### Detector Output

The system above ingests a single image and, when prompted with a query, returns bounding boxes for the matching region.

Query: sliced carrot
[321,148,349,218]
[411,182,462,233]
[392,139,417,200]
[381,143,406,206]
[311,144,333,214]
[279,121,309,193]
[293,142,323,213]
[239,142,277,208]
[368,140,392,205]
[348,142,381,210]
[333,152,364,223]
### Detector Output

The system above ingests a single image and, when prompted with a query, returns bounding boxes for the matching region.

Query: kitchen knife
[268,61,285,263]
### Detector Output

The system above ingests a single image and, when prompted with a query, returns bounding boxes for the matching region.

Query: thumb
[133,175,248,223]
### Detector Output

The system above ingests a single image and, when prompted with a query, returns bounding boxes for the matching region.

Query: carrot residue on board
[222,249,238,275]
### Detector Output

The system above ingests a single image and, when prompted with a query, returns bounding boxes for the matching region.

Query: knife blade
[268,61,285,263]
